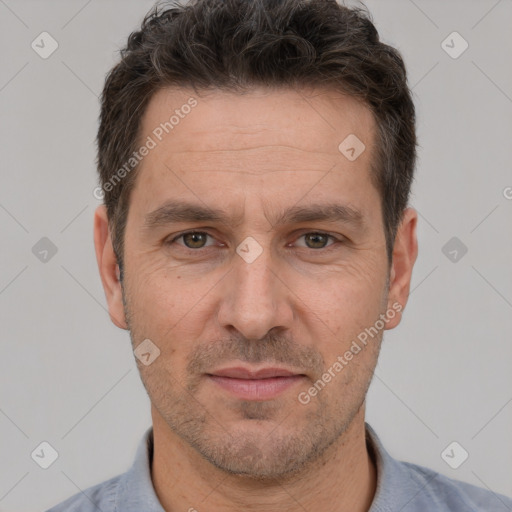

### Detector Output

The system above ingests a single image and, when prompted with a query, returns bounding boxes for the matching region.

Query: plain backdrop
[0,0,511,510]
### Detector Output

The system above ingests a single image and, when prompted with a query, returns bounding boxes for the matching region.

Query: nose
[216,241,294,341]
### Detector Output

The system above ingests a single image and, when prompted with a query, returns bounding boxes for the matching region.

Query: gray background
[1,0,511,510]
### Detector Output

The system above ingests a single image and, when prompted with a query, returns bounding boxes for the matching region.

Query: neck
[151,405,377,512]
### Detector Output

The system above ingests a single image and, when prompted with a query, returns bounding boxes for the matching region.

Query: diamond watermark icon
[134,338,161,366]
[442,237,468,263]
[32,237,58,263]
[31,31,59,59]
[441,441,469,469]
[236,236,263,264]
[441,32,468,59]
[31,441,59,469]
[338,134,366,161]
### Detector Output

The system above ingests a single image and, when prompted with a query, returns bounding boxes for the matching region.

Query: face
[95,85,417,480]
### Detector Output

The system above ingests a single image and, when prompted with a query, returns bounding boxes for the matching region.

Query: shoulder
[44,473,121,512]
[365,423,512,512]
[401,460,512,511]
[45,426,158,512]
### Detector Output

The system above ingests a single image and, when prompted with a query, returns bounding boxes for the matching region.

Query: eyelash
[166,230,342,252]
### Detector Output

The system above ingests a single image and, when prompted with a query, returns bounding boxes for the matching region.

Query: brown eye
[170,231,213,249]
[304,233,329,249]
[295,232,337,250]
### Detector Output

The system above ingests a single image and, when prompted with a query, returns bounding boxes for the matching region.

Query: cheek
[124,255,218,356]
[315,276,384,394]
[310,255,387,337]
[123,258,179,333]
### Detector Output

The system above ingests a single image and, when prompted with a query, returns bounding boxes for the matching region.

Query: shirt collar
[117,422,415,511]
[365,422,430,512]
[116,425,166,511]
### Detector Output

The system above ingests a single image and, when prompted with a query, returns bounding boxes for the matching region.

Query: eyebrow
[143,199,366,232]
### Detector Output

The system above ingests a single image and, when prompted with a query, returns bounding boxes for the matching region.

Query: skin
[94,85,418,512]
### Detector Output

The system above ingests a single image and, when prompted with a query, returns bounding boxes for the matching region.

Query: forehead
[131,85,379,220]
[141,85,375,156]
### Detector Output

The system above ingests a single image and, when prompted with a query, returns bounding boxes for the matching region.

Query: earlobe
[93,205,129,330]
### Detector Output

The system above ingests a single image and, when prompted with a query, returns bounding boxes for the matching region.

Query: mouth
[206,366,306,401]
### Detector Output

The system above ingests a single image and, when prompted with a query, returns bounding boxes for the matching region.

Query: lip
[209,366,301,379]
[206,366,306,401]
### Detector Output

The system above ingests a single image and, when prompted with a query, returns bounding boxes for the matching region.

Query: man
[47,0,512,510]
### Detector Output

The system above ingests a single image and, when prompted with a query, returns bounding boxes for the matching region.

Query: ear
[384,207,418,330]
[93,205,128,330]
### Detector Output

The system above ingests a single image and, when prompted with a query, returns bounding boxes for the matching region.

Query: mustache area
[186,332,326,384]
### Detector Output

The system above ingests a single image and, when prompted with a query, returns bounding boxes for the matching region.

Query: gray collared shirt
[46,423,512,511]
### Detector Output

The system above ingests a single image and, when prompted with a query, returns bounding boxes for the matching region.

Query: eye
[170,231,216,249]
[166,231,341,251]
[293,232,339,250]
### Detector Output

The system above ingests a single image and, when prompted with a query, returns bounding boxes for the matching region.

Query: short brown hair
[97,0,416,274]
